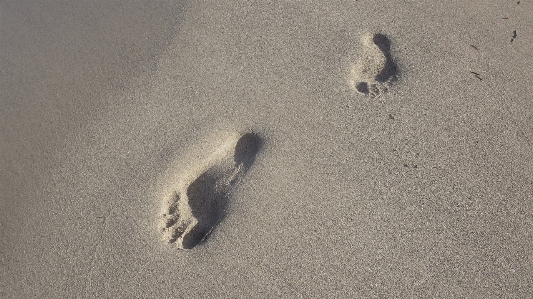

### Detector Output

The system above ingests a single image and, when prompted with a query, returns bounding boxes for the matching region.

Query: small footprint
[159,132,261,249]
[350,33,398,96]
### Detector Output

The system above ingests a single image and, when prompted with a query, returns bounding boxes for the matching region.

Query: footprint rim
[351,32,398,97]
[160,132,262,250]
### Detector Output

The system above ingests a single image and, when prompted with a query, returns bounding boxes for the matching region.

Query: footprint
[159,132,261,249]
[350,33,398,96]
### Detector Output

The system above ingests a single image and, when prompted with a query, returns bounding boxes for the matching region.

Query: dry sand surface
[1,0,533,297]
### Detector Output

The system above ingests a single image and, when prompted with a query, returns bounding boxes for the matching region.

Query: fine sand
[2,1,533,297]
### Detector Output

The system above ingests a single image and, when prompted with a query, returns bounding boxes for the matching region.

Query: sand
[1,0,532,297]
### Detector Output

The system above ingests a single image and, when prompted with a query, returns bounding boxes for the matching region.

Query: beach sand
[1,1,532,297]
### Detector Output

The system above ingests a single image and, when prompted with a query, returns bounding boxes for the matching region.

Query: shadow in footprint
[180,133,262,249]
[355,82,370,95]
[373,34,398,83]
[234,132,262,169]
[182,172,223,249]
[351,33,398,96]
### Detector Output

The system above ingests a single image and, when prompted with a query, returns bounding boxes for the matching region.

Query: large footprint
[350,33,397,96]
[159,132,261,249]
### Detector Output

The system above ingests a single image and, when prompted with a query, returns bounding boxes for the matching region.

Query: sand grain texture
[1,0,533,298]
